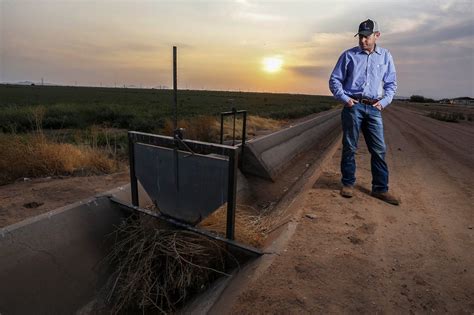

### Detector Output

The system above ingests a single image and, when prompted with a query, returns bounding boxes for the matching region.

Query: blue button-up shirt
[329,45,397,108]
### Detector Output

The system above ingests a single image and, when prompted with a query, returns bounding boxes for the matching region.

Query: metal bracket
[220,108,248,169]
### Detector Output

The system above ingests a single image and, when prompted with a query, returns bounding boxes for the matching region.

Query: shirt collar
[357,44,381,55]
[374,45,381,54]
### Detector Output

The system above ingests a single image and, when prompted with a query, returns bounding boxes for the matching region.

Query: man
[329,19,400,205]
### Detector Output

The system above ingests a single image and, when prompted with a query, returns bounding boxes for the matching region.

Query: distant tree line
[410,95,436,103]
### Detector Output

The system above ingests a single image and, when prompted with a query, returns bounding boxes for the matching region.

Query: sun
[262,57,283,73]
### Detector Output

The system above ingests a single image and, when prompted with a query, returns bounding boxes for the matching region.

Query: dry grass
[103,202,286,312]
[162,116,220,143]
[219,115,284,140]
[103,217,229,314]
[198,204,273,248]
[0,132,121,185]
[162,115,283,143]
[0,105,122,185]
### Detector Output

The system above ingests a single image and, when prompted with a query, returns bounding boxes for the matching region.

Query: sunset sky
[1,0,473,99]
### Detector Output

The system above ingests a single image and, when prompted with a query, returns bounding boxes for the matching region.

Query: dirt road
[224,105,474,313]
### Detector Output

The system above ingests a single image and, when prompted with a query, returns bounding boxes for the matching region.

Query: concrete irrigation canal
[0,108,341,314]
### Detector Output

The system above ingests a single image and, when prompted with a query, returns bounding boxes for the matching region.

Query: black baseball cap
[354,19,380,37]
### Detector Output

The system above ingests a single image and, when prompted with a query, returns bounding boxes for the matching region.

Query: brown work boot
[371,191,400,205]
[340,185,354,198]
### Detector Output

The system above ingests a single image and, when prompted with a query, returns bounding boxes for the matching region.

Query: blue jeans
[341,103,388,192]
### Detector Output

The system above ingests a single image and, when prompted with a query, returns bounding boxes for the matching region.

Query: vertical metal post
[173,46,178,131]
[128,133,139,207]
[226,149,238,240]
[232,108,236,146]
[240,111,247,169]
[173,46,180,191]
[220,114,224,144]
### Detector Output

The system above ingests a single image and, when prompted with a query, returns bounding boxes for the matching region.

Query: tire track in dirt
[372,107,473,313]
[225,106,474,314]
[387,106,474,168]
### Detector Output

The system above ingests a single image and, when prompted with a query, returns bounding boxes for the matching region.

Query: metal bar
[221,110,244,146]
[173,146,180,191]
[220,114,224,144]
[109,197,262,256]
[173,46,178,131]
[128,132,139,207]
[226,149,238,240]
[240,111,247,169]
[129,131,236,156]
[219,109,247,169]
[221,110,247,116]
[232,108,236,146]
[173,47,180,191]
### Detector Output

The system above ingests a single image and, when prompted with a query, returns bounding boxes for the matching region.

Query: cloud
[291,32,355,66]
[234,0,252,5]
[236,11,287,22]
[288,65,331,78]
[2,0,472,98]
[439,0,456,11]
[384,14,433,34]
[385,18,474,47]
[231,0,287,23]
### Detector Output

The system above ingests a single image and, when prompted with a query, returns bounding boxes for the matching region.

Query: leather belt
[349,95,379,105]
[360,98,379,105]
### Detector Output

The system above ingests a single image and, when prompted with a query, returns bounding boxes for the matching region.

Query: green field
[0,84,338,133]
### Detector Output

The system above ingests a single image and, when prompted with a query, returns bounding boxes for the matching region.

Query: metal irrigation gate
[110,130,260,256]
[110,46,260,255]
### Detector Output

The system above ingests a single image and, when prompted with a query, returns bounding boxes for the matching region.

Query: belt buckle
[361,98,370,105]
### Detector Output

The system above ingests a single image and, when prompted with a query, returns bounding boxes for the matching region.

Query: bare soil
[223,104,474,313]
[0,172,129,227]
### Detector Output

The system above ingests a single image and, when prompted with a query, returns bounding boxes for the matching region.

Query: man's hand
[345,98,358,108]
[372,102,383,111]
